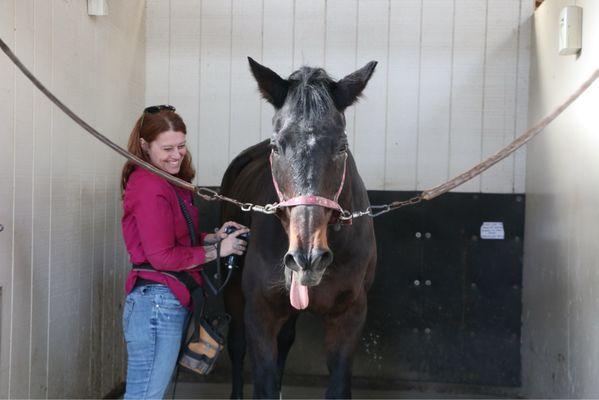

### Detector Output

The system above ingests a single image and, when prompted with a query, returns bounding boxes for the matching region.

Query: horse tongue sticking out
[290,271,309,310]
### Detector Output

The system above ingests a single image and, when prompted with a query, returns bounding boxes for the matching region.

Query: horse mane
[286,67,337,122]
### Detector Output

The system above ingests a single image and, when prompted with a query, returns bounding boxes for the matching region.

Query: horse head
[248,57,377,309]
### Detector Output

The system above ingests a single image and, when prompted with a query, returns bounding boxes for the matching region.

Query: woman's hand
[215,221,248,240]
[219,228,249,257]
[204,221,248,244]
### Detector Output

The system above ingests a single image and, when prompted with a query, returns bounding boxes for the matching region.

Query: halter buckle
[339,210,353,221]
[251,203,279,214]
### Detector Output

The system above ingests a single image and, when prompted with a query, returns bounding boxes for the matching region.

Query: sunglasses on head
[144,104,176,114]
[139,105,176,129]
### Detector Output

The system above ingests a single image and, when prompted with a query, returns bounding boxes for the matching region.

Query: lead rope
[1,37,598,221]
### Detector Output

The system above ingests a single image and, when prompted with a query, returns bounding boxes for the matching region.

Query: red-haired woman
[120,105,248,399]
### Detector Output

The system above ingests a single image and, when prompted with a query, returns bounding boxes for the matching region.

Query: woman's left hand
[204,221,248,244]
[216,221,248,239]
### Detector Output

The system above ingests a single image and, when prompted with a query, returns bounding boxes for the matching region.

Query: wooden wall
[146,0,533,193]
[0,0,145,398]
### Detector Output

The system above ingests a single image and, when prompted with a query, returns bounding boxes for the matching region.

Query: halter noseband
[269,150,348,220]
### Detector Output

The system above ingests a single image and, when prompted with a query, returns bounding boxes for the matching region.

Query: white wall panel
[293,0,326,68]
[0,0,16,397]
[90,159,106,395]
[170,0,201,182]
[260,0,294,141]
[480,0,521,192]
[0,0,145,398]
[47,1,81,396]
[146,0,170,105]
[94,22,115,395]
[11,1,35,397]
[72,4,94,395]
[323,0,358,79]
[416,0,454,190]
[386,0,421,189]
[75,7,96,395]
[147,0,532,191]
[448,0,486,192]
[513,0,533,193]
[230,0,263,160]
[354,0,389,190]
[29,1,52,397]
[98,24,116,393]
[198,0,232,185]
[325,0,359,160]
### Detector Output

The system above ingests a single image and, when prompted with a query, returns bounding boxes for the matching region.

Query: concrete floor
[169,381,514,399]
[165,368,520,399]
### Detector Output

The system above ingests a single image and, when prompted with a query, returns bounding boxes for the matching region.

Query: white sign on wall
[480,222,505,240]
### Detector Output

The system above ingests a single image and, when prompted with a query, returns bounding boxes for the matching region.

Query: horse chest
[308,281,361,314]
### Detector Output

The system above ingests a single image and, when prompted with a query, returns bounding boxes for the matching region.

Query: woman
[120,105,248,399]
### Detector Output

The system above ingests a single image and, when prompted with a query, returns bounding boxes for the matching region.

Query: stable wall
[0,1,145,398]
[522,0,599,398]
[146,0,533,193]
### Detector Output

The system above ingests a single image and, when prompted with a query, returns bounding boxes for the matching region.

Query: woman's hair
[120,109,195,193]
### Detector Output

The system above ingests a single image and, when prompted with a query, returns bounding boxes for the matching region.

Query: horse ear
[331,61,378,111]
[248,57,289,109]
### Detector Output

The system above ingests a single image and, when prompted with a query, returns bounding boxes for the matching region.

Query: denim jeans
[123,284,189,399]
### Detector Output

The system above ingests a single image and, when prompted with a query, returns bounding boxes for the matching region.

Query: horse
[219,57,378,399]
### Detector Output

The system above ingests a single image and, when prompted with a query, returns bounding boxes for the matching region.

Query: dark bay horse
[220,57,378,399]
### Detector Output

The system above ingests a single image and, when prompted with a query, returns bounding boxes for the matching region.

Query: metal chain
[195,187,279,215]
[337,194,424,221]
[198,185,423,222]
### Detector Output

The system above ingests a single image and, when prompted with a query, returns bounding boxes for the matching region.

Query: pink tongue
[290,272,309,310]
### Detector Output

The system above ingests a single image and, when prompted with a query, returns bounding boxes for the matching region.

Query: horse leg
[224,273,246,399]
[245,301,286,399]
[276,314,298,393]
[323,294,367,399]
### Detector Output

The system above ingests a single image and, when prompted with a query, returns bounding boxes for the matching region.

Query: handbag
[174,191,229,375]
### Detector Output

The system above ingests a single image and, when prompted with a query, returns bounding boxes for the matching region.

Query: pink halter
[269,150,348,215]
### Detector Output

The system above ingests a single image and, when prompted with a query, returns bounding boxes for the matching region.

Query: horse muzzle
[283,265,326,291]
[283,205,334,279]
[281,206,334,310]
[284,247,333,279]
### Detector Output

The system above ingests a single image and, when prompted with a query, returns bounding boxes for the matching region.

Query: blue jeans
[123,284,189,399]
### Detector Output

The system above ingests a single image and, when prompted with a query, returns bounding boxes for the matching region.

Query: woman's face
[142,130,187,175]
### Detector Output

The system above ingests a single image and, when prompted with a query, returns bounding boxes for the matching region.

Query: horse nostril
[285,249,332,271]
[284,253,296,270]
[313,249,333,268]
[284,252,304,271]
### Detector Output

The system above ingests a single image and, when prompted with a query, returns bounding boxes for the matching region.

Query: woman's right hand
[219,228,249,257]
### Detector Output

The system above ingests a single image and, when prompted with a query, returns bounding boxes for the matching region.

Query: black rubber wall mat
[195,190,524,387]
[360,191,524,386]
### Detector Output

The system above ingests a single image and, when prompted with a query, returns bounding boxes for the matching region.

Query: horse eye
[270,142,280,154]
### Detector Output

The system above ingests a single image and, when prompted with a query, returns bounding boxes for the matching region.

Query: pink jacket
[122,167,207,308]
